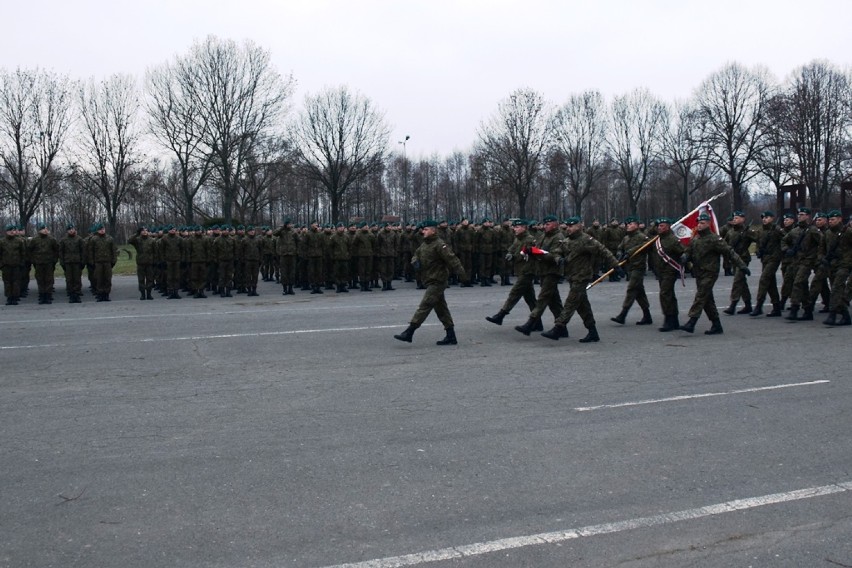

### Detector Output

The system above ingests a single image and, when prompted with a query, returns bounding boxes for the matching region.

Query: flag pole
[585,191,728,290]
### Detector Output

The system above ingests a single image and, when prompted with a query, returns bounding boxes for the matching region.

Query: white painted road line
[320,480,852,568]
[573,380,831,412]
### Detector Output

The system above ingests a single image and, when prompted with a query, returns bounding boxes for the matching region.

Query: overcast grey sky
[4,0,850,157]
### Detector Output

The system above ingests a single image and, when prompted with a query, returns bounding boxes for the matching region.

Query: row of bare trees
[2,43,851,241]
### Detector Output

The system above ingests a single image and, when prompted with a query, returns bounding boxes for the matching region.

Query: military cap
[564,216,582,226]
[798,207,811,214]
[37,222,47,230]
[814,212,828,219]
[624,216,639,224]
[246,225,255,230]
[93,222,105,231]
[732,210,745,217]
[4,223,15,231]
[511,219,527,227]
[282,217,292,225]
[422,219,439,227]
[827,209,842,218]
[697,213,712,221]
[760,210,775,218]
[66,223,76,230]
[783,212,795,219]
[542,215,558,223]
[481,217,492,224]
[656,217,672,224]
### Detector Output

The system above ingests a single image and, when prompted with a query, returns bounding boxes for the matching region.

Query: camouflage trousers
[529,273,563,321]
[279,255,296,286]
[64,263,83,296]
[621,268,650,311]
[1,264,21,299]
[136,262,155,291]
[807,263,831,308]
[687,271,720,320]
[656,271,680,317]
[556,279,595,329]
[410,280,454,329]
[33,263,55,294]
[500,272,537,314]
[789,263,814,307]
[829,267,850,312]
[728,261,751,304]
[754,258,780,305]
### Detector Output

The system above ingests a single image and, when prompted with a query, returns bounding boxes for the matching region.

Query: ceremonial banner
[671,202,720,245]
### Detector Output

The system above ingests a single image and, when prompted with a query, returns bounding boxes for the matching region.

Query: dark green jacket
[413,235,465,285]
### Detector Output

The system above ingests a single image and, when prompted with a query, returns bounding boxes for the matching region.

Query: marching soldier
[750,211,784,316]
[680,213,749,335]
[540,217,620,343]
[393,220,466,345]
[722,211,757,315]
[485,219,537,326]
[822,210,851,326]
[784,207,821,321]
[514,215,564,335]
[649,217,686,331]
[610,216,652,325]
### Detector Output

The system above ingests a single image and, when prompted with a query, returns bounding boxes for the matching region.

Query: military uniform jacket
[531,229,564,277]
[478,226,497,254]
[28,234,59,264]
[186,235,209,263]
[351,230,373,257]
[59,234,86,265]
[687,228,744,276]
[328,232,350,261]
[159,234,185,263]
[0,235,27,266]
[275,228,298,256]
[782,222,821,267]
[241,235,263,261]
[755,223,783,262]
[559,232,618,282]
[650,231,685,277]
[834,226,852,270]
[377,229,396,257]
[129,234,158,265]
[213,235,236,262]
[724,224,757,264]
[413,235,465,285]
[618,230,649,272]
[508,232,536,276]
[87,234,117,264]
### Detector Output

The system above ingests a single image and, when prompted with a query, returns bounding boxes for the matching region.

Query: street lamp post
[398,135,410,222]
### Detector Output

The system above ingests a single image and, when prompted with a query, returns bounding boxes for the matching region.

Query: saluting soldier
[275,219,298,295]
[159,225,185,299]
[351,222,374,292]
[129,226,157,300]
[393,220,467,345]
[327,222,351,293]
[750,211,784,316]
[376,223,396,290]
[59,223,86,303]
[485,219,537,326]
[28,223,60,304]
[610,216,653,326]
[679,213,749,335]
[86,222,117,302]
[540,217,620,343]
[722,211,758,315]
[478,217,497,286]
[454,218,475,287]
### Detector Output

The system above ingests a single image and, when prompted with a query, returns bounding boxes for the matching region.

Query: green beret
[37,223,47,230]
[656,217,672,224]
[624,216,639,224]
[760,211,775,218]
[827,209,842,218]
[697,213,711,221]
[564,216,581,226]
[4,223,15,231]
[542,215,558,223]
[511,219,527,227]
[66,223,76,230]
[783,212,795,220]
[798,207,811,214]
[732,210,745,217]
[422,219,439,228]
[481,217,491,224]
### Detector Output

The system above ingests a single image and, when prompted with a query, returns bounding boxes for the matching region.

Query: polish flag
[671,202,720,245]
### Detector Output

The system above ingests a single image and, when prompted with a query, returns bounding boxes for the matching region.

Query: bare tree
[290,85,390,223]
[695,62,773,211]
[774,60,852,209]
[755,93,796,192]
[75,74,143,234]
[234,135,292,223]
[609,88,666,215]
[144,59,214,224]
[0,68,74,227]
[551,90,609,216]
[181,35,294,223]
[476,88,551,218]
[660,99,717,211]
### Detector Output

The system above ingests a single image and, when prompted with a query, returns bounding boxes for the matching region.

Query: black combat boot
[386,281,395,291]
[436,327,457,345]
[6,297,17,305]
[737,302,752,314]
[766,302,781,317]
[779,296,788,311]
[578,326,600,343]
[361,282,372,292]
[635,308,653,325]
[248,288,258,296]
[835,309,852,326]
[541,324,569,340]
[785,306,799,320]
[658,315,679,332]
[224,288,232,297]
[71,294,82,303]
[37,293,46,305]
[485,310,509,325]
[140,290,146,301]
[393,324,417,343]
[680,317,699,333]
[797,305,813,321]
[610,308,628,324]
[514,317,541,336]
[532,319,544,331]
[749,302,763,316]
[722,302,737,315]
[704,319,723,335]
[823,312,837,325]
[286,285,294,295]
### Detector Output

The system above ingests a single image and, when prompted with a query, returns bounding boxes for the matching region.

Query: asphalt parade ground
[1,270,850,568]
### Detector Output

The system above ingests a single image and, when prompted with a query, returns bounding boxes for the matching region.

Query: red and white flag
[671,202,720,245]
